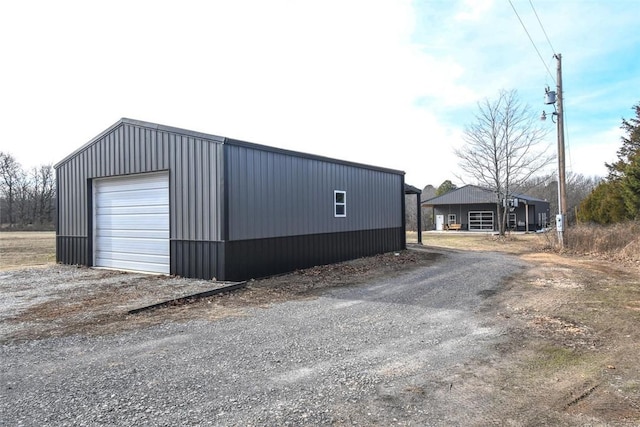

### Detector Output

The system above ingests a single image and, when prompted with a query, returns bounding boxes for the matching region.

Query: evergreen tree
[578,102,640,222]
[435,180,457,196]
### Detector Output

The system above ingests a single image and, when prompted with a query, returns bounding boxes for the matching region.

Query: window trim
[447,214,457,225]
[334,190,346,217]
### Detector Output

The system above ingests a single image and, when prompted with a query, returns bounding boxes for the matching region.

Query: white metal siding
[94,172,169,274]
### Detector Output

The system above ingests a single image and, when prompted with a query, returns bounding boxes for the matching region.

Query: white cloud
[0,0,637,189]
[454,0,494,22]
[566,126,621,178]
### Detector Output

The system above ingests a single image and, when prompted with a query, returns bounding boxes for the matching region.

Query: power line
[508,0,556,83]
[529,0,556,55]
[562,93,573,171]
[525,3,570,173]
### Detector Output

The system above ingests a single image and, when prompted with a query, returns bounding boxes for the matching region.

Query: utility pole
[555,53,567,248]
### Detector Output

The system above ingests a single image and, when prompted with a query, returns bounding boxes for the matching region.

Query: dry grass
[407,230,552,254]
[0,231,56,271]
[409,224,640,264]
[566,222,640,262]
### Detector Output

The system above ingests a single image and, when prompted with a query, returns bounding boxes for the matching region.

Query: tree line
[406,93,638,232]
[577,102,640,223]
[0,152,55,229]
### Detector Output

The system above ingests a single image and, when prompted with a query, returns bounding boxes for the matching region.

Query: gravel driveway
[1,249,526,426]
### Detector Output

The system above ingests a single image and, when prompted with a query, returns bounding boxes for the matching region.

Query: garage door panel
[95,250,169,265]
[94,172,169,274]
[96,205,168,215]
[96,188,169,207]
[94,256,170,274]
[95,213,170,230]
[95,237,169,255]
[96,229,169,239]
[96,173,167,189]
[97,180,167,191]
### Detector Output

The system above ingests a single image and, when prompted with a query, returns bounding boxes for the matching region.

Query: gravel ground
[1,249,527,426]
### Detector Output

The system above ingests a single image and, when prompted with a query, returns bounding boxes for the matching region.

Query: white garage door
[94,172,170,274]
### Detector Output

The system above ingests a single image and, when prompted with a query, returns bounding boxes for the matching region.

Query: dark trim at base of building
[57,227,404,281]
[56,236,90,266]
[171,240,225,280]
[222,227,404,281]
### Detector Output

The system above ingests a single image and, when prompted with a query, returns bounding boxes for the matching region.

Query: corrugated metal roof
[56,118,405,177]
[404,183,422,194]
[422,185,495,205]
[421,184,548,205]
[512,192,549,203]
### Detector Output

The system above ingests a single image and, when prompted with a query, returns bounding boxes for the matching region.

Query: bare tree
[0,152,24,227]
[0,153,55,228]
[29,164,55,225]
[520,172,601,225]
[38,165,55,225]
[455,90,554,234]
[421,184,436,230]
[404,194,418,231]
[405,184,438,232]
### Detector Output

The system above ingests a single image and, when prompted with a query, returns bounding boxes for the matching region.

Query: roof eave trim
[225,137,405,176]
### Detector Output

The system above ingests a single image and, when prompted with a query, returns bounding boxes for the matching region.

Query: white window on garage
[334,190,346,217]
[468,211,494,231]
[508,213,517,229]
[447,214,456,225]
[93,172,170,274]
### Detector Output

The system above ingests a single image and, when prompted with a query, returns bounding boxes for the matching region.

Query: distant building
[421,185,550,231]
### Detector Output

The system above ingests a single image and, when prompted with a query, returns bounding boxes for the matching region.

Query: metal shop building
[422,184,550,232]
[55,118,406,281]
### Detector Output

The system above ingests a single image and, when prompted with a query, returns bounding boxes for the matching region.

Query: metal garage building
[55,118,406,281]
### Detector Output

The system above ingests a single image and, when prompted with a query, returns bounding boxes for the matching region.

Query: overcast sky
[1,0,639,188]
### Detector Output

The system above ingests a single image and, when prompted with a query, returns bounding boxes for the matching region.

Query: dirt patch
[1,250,441,343]
[473,251,640,425]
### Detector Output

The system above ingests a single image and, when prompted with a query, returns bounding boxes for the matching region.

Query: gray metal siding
[434,204,497,230]
[56,121,224,242]
[433,202,549,231]
[225,144,403,241]
[169,132,224,241]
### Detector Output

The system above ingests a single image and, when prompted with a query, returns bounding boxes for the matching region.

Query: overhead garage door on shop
[93,172,169,274]
[468,211,494,231]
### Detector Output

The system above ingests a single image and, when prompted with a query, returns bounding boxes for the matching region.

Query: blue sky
[1,0,639,188]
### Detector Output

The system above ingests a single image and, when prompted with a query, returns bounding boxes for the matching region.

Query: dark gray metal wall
[56,118,406,280]
[225,142,403,240]
[432,202,548,231]
[56,119,225,266]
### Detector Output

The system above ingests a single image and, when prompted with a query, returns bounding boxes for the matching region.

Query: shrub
[565,221,640,261]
